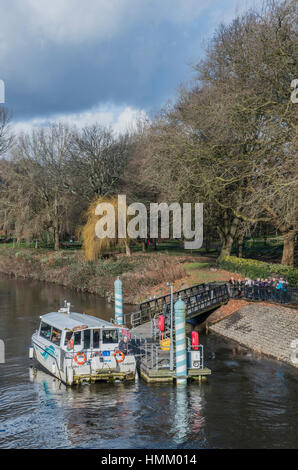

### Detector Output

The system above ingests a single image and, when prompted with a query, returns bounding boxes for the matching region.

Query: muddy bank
[209,303,298,368]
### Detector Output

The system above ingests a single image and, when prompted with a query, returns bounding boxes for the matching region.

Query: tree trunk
[53,226,60,251]
[53,195,60,251]
[218,214,240,260]
[205,235,211,253]
[237,235,244,258]
[124,239,131,256]
[281,230,296,266]
[219,235,234,258]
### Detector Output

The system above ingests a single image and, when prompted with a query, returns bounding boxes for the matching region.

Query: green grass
[184,260,228,284]
[184,261,213,270]
[219,255,298,286]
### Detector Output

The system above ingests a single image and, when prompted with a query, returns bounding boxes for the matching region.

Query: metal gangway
[124,282,229,329]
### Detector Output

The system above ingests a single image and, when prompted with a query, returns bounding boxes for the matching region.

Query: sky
[0,0,259,134]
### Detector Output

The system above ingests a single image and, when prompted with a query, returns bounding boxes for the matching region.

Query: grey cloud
[0,0,257,122]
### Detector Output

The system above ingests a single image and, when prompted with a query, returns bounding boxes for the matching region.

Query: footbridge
[124,282,229,329]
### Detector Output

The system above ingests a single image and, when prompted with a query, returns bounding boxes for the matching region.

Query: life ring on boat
[74,352,87,365]
[113,350,125,363]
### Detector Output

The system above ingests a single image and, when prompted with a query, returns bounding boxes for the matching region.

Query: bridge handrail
[126,282,229,328]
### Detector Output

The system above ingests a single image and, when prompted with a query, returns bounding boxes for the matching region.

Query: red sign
[191,331,199,350]
[158,315,165,332]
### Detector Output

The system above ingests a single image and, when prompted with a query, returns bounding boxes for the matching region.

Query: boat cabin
[38,310,123,354]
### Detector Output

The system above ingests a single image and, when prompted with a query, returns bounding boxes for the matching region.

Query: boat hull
[31,334,136,386]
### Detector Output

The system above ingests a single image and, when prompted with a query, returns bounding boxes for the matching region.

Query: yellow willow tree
[81,196,131,260]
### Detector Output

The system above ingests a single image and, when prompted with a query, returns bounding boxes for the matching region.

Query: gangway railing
[125,282,229,328]
[127,315,205,375]
[139,338,204,372]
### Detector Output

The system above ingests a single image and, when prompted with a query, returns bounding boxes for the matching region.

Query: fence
[128,323,205,372]
[228,284,298,305]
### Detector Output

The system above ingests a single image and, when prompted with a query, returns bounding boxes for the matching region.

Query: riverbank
[0,246,237,304]
[209,302,298,368]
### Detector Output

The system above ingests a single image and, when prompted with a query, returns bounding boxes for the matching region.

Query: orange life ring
[74,352,87,365]
[113,350,125,363]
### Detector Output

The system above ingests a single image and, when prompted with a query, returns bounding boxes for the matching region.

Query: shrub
[219,256,298,286]
[95,258,134,277]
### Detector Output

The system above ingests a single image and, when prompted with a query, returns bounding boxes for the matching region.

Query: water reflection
[174,386,189,444]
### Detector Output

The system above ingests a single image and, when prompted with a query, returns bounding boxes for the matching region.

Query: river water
[0,274,297,449]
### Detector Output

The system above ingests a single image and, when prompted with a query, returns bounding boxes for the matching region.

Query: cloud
[12,103,147,135]
[1,0,212,47]
[0,0,259,125]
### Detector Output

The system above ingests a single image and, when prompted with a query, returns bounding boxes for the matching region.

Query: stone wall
[209,304,298,368]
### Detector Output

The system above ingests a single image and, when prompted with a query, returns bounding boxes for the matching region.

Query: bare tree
[139,0,297,264]
[0,107,13,156]
[70,125,133,201]
[1,123,74,250]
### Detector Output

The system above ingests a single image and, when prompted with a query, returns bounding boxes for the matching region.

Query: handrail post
[151,343,154,369]
[114,276,123,325]
[175,297,187,385]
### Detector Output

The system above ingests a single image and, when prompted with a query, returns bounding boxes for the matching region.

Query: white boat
[30,301,136,385]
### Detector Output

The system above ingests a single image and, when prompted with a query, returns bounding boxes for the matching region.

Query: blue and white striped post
[114,276,123,325]
[174,297,187,385]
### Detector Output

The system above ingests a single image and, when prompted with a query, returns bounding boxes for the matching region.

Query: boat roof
[40,312,118,331]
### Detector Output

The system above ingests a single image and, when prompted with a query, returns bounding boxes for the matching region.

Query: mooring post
[114,276,123,325]
[174,296,187,385]
[170,284,174,371]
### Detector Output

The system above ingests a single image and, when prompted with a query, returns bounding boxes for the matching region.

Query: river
[0,274,297,449]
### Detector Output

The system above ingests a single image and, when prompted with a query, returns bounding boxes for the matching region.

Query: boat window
[40,322,52,340]
[64,331,73,346]
[74,331,81,346]
[84,329,91,349]
[102,329,119,344]
[93,329,100,349]
[51,327,62,345]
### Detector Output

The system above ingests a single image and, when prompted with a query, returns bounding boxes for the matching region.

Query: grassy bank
[0,246,239,304]
[2,244,292,305]
[0,247,190,304]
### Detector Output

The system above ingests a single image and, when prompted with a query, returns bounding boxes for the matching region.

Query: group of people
[228,276,289,303]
